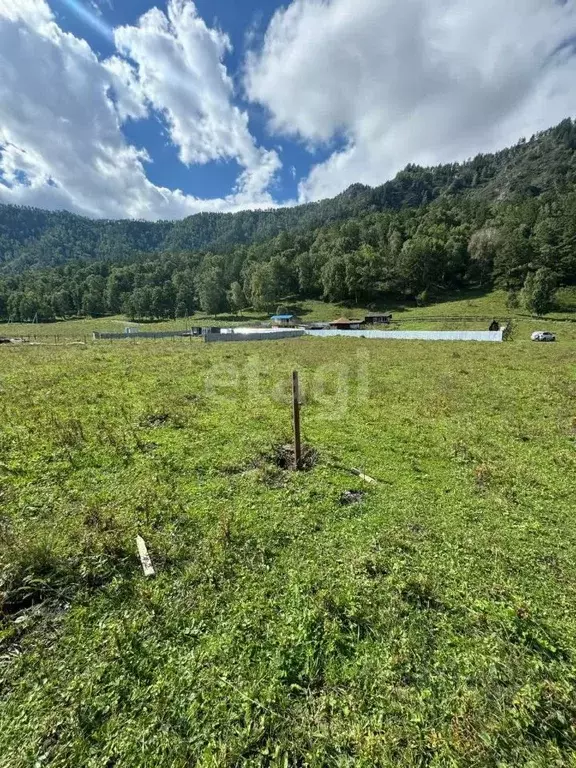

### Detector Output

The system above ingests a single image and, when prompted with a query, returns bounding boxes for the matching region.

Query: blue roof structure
[271,314,294,321]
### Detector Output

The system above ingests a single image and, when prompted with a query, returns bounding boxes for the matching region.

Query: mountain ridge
[1,117,575,273]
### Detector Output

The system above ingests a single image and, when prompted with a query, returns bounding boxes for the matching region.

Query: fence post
[292,371,302,470]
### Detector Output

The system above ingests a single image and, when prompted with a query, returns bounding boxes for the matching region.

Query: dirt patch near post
[271,443,318,471]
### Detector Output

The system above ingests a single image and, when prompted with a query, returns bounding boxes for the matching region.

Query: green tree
[126,287,154,320]
[250,263,277,312]
[196,268,227,317]
[321,256,348,302]
[344,244,382,303]
[51,289,74,317]
[150,286,165,319]
[82,291,105,317]
[388,228,404,258]
[493,229,534,290]
[173,269,196,318]
[228,281,247,315]
[345,252,365,304]
[18,292,53,322]
[105,271,132,314]
[269,255,296,298]
[521,268,558,315]
[506,290,520,310]
[7,292,24,321]
[397,237,446,296]
[296,252,321,298]
[339,220,361,252]
[468,228,500,285]
[175,286,195,318]
[81,275,106,317]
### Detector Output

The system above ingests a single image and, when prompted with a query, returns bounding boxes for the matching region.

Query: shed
[329,317,363,330]
[364,312,392,325]
[271,314,295,326]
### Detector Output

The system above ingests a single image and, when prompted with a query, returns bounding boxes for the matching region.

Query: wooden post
[292,371,302,470]
[136,535,155,578]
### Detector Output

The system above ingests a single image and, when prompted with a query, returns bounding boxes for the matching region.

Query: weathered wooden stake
[136,535,155,578]
[292,371,302,470]
[351,468,378,485]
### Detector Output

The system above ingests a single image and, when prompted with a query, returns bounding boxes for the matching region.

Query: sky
[0,0,575,221]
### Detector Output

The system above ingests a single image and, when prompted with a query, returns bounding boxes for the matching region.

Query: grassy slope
[0,288,575,339]
[1,296,576,765]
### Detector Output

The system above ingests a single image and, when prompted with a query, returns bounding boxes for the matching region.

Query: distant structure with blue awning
[270,314,296,326]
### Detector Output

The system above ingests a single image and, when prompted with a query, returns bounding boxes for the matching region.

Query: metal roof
[271,314,294,320]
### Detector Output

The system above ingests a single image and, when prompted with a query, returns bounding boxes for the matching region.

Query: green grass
[1,295,576,766]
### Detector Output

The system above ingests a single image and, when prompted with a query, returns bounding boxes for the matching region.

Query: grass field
[1,294,576,766]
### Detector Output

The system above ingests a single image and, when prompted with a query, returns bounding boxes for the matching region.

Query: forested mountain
[0,118,575,321]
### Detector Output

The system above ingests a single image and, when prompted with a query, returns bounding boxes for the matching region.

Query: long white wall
[305,329,504,342]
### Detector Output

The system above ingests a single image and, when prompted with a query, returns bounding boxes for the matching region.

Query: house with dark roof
[364,312,392,325]
[329,317,364,330]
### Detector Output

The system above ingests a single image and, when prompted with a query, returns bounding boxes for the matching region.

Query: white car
[531,331,556,342]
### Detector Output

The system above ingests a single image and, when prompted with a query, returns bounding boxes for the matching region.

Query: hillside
[1,118,575,273]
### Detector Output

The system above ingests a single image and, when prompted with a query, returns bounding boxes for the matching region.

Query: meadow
[1,296,576,766]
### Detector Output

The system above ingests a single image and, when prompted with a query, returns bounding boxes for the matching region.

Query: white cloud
[103,55,149,122]
[0,0,49,23]
[245,0,576,202]
[0,0,281,219]
[114,0,280,204]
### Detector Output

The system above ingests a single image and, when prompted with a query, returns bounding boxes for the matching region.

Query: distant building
[271,314,296,326]
[364,313,392,325]
[329,317,363,330]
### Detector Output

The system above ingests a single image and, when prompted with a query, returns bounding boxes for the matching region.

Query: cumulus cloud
[0,0,52,25]
[0,0,280,219]
[114,0,280,204]
[246,0,576,202]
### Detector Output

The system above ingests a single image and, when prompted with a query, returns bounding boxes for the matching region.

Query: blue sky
[0,0,575,220]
